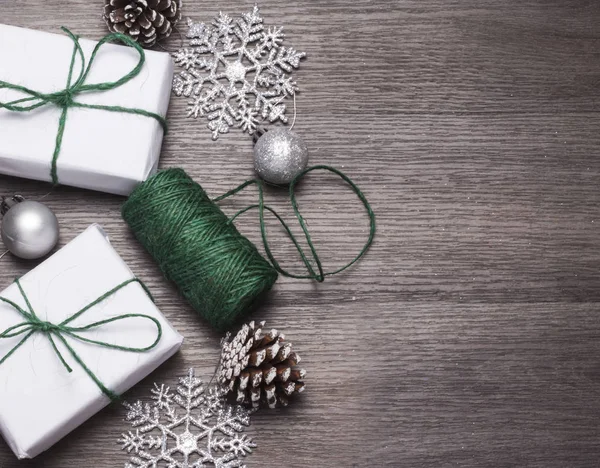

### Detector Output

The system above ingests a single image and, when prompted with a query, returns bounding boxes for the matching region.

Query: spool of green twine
[122,166,375,331]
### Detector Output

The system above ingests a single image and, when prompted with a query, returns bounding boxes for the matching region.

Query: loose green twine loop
[0,27,168,185]
[0,278,162,401]
[122,166,376,331]
[214,165,377,282]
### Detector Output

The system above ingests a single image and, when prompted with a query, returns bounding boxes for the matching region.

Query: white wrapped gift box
[0,225,183,459]
[0,24,173,195]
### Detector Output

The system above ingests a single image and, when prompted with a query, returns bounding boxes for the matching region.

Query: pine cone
[103,0,182,48]
[219,321,306,409]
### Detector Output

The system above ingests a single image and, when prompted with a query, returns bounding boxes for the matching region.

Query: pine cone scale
[276,365,291,382]
[108,9,128,23]
[156,0,170,10]
[250,348,266,367]
[137,13,152,30]
[112,23,128,34]
[289,369,305,381]
[281,381,295,396]
[238,372,249,390]
[262,365,276,384]
[110,0,131,7]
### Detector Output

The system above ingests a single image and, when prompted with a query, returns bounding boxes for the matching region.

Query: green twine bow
[0,278,162,401]
[0,27,168,185]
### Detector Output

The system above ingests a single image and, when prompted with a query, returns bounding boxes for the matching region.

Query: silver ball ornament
[254,128,309,184]
[1,200,59,260]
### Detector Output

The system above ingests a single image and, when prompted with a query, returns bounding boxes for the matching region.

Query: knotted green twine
[121,166,376,331]
[0,278,162,401]
[0,27,167,185]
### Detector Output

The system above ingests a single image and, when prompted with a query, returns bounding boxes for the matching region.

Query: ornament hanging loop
[289,92,298,131]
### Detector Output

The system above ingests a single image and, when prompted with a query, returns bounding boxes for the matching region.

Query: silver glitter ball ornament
[254,128,309,184]
[1,200,59,260]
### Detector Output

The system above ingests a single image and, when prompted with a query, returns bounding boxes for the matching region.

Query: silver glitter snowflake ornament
[172,6,306,140]
[119,368,256,468]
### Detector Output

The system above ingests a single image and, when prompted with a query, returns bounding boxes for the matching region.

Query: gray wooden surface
[1,1,600,466]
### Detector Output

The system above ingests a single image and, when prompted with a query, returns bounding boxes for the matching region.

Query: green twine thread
[121,166,376,331]
[0,278,162,401]
[0,27,168,185]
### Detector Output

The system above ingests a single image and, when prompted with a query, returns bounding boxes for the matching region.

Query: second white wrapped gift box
[0,224,183,459]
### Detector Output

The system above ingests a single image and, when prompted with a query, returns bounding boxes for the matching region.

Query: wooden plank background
[1,1,600,466]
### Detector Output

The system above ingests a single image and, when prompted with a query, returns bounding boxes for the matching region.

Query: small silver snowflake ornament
[119,368,256,468]
[172,6,306,140]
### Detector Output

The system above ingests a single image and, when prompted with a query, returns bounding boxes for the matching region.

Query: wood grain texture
[1,1,600,466]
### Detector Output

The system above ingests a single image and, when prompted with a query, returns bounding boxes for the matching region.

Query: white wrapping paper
[0,24,173,195]
[0,225,183,459]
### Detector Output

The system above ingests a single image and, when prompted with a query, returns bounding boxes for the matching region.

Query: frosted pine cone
[103,0,182,48]
[219,321,306,409]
